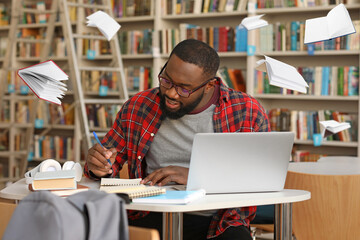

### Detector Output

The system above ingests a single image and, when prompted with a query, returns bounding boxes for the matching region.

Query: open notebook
[99,178,166,199]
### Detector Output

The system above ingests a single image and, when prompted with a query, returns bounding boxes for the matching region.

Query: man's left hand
[140,166,189,186]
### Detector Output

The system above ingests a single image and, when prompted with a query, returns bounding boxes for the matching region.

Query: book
[99,178,166,199]
[29,183,89,197]
[17,60,68,105]
[255,55,309,93]
[304,4,356,44]
[32,169,76,191]
[86,10,121,41]
[239,14,268,30]
[132,189,206,204]
[319,120,351,138]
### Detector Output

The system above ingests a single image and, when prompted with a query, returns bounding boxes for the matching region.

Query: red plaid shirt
[84,79,270,238]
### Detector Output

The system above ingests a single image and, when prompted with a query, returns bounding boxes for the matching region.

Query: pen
[92,131,112,166]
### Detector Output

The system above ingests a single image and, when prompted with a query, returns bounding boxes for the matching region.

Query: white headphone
[25,159,83,184]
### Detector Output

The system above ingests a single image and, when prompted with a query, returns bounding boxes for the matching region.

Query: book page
[100,178,142,186]
[264,56,308,93]
[240,14,268,30]
[304,17,329,44]
[327,4,355,38]
[23,61,68,81]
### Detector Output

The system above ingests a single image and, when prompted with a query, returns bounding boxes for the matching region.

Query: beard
[159,89,204,120]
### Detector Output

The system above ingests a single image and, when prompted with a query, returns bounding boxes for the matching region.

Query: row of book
[82,38,111,57]
[162,0,248,15]
[217,67,246,92]
[49,37,68,57]
[81,70,123,94]
[268,108,358,142]
[0,130,26,152]
[254,66,359,96]
[36,102,75,127]
[87,104,121,129]
[125,66,153,92]
[257,20,360,52]
[118,29,153,55]
[292,149,326,162]
[160,24,247,54]
[112,0,152,17]
[257,0,357,8]
[0,3,10,26]
[1,99,34,124]
[21,1,49,24]
[33,135,75,161]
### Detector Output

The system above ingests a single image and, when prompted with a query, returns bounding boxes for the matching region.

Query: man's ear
[205,79,217,92]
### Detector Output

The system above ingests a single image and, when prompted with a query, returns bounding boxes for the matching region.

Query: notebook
[186,132,295,193]
[99,178,166,199]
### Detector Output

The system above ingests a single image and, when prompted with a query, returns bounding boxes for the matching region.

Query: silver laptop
[186,132,295,193]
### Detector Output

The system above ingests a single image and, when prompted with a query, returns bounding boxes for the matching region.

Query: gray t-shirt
[145,105,216,217]
[146,105,215,174]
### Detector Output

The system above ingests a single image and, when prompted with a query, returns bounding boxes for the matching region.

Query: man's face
[158,55,210,119]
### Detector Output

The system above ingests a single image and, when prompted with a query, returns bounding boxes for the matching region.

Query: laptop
[186,132,295,194]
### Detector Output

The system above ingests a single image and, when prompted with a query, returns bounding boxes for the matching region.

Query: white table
[0,178,310,240]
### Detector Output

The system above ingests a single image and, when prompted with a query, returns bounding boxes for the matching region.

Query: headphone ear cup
[62,161,75,171]
[62,161,82,182]
[40,159,62,172]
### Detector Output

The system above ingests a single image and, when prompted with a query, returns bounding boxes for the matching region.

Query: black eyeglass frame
[158,62,216,98]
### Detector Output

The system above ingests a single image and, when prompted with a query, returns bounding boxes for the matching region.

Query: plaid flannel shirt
[84,79,270,238]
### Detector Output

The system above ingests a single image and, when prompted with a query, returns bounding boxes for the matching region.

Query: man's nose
[165,86,180,99]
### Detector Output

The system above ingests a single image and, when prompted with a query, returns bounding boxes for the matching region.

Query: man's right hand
[86,143,117,177]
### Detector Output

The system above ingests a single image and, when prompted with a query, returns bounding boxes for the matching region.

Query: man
[85,39,270,239]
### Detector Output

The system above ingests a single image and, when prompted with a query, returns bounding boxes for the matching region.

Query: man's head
[158,39,220,119]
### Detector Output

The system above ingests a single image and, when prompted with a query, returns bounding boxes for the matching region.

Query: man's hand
[141,166,189,186]
[86,143,117,177]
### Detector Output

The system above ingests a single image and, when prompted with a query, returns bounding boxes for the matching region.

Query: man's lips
[165,97,180,109]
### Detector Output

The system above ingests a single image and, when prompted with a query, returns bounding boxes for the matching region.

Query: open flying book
[256,55,309,93]
[99,178,166,199]
[132,189,206,205]
[304,3,356,44]
[17,60,68,105]
[239,14,268,30]
[319,120,351,138]
[86,10,121,41]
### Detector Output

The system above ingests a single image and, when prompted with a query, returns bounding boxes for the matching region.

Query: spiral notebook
[99,178,166,199]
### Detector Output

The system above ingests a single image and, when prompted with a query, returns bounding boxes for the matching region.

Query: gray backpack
[3,190,129,240]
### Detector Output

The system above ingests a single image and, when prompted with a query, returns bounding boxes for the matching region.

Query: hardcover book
[17,60,68,105]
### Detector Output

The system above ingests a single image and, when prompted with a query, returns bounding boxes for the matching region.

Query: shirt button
[150,133,154,137]
[138,156,141,160]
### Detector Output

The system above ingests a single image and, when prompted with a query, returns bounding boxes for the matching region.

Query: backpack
[3,190,129,240]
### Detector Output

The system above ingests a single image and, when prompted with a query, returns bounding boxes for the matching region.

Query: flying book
[99,178,166,199]
[256,55,309,93]
[17,60,68,105]
[132,189,206,205]
[319,120,351,138]
[304,3,356,44]
[86,10,121,41]
[32,170,77,191]
[239,14,268,30]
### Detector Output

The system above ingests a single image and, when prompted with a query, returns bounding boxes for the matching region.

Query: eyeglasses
[158,76,214,98]
[158,61,216,98]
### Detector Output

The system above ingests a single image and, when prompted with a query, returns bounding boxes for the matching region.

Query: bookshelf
[118,0,360,160]
[246,0,360,159]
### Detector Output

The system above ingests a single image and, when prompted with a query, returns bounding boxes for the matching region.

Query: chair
[0,201,17,239]
[129,226,160,240]
[284,162,360,240]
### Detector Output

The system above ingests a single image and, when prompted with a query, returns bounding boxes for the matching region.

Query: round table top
[288,159,360,175]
